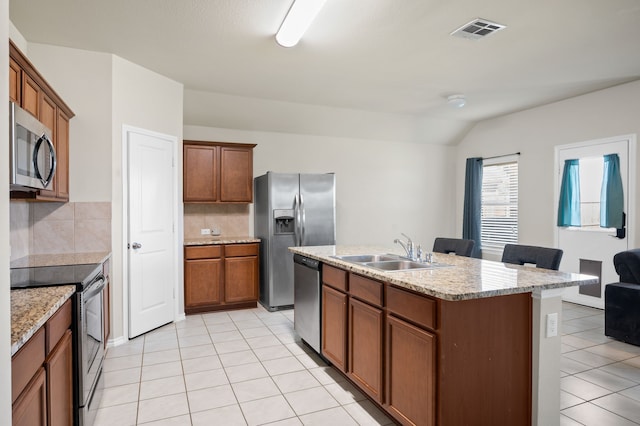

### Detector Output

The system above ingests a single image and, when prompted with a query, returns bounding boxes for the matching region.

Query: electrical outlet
[200,228,211,236]
[211,225,221,236]
[546,312,558,337]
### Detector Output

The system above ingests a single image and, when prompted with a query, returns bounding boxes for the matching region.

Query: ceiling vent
[450,18,506,40]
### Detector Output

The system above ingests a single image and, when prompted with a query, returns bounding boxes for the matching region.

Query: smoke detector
[446,94,466,108]
[451,18,506,40]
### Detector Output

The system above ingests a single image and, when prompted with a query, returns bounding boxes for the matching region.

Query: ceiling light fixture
[447,94,466,108]
[275,0,327,48]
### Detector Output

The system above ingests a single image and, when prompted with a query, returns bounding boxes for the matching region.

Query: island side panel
[438,292,532,426]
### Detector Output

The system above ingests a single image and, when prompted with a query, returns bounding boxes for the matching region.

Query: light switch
[546,312,558,337]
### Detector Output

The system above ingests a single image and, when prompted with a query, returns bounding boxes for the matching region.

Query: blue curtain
[601,153,624,228]
[463,157,483,258]
[557,159,581,227]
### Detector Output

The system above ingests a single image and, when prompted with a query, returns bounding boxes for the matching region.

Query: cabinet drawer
[45,299,72,355]
[185,245,223,260]
[323,265,348,292]
[12,327,45,404]
[387,286,437,330]
[349,274,383,307]
[225,243,259,257]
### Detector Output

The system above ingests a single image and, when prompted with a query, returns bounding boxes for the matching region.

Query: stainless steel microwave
[9,101,56,191]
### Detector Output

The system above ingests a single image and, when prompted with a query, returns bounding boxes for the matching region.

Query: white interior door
[128,128,175,338]
[556,136,635,309]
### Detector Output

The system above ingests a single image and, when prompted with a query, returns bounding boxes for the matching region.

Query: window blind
[481,161,518,251]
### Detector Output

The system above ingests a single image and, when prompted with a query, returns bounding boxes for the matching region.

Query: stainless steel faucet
[394,233,415,260]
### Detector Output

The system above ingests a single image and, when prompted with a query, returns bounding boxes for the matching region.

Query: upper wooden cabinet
[183,141,256,203]
[9,40,75,202]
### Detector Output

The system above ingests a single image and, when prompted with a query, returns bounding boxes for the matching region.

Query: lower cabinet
[46,330,73,426]
[321,264,533,426]
[386,315,436,426]
[348,297,384,403]
[12,367,47,426]
[321,284,348,372]
[184,243,259,313]
[12,299,73,426]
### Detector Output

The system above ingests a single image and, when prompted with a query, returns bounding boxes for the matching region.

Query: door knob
[131,242,142,249]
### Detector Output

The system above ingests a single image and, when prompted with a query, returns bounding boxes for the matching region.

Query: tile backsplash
[10,201,112,261]
[184,204,250,239]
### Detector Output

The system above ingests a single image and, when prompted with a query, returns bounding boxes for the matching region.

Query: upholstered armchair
[604,249,640,346]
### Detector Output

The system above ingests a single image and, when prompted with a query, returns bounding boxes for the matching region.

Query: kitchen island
[289,245,599,426]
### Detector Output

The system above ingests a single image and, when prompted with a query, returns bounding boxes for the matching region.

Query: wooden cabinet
[321,285,348,372]
[347,275,384,403]
[183,141,256,203]
[320,264,532,426]
[22,73,40,118]
[9,57,21,103]
[224,244,259,303]
[46,330,73,426]
[386,287,437,426]
[12,367,47,426]
[9,40,74,202]
[321,265,349,372]
[12,299,73,426]
[184,243,259,313]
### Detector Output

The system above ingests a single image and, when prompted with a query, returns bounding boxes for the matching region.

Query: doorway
[123,125,179,338]
[555,135,636,308]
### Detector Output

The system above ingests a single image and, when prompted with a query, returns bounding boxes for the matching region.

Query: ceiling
[9,0,640,143]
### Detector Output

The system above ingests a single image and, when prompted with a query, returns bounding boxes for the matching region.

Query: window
[481,159,518,252]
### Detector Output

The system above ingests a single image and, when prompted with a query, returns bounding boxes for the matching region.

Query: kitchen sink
[331,253,450,271]
[331,254,402,263]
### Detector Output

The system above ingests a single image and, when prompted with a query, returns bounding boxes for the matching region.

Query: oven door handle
[84,274,107,299]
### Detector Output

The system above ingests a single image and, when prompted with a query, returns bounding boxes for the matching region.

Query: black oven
[11,262,107,426]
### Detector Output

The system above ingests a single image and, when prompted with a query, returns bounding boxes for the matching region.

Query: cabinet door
[10,58,21,103]
[46,330,73,426]
[12,366,47,426]
[22,73,40,118]
[224,256,259,303]
[55,109,70,201]
[220,146,253,202]
[37,93,58,199]
[184,144,218,202]
[386,315,435,426]
[348,297,384,403]
[184,258,223,308]
[322,285,348,372]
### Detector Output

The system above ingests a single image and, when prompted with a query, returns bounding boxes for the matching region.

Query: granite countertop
[10,251,111,356]
[289,245,599,301]
[11,286,76,356]
[10,251,111,268]
[185,236,260,246]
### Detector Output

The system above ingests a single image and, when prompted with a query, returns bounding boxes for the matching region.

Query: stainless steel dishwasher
[293,254,322,354]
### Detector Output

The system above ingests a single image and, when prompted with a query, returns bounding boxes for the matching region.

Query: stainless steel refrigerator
[254,172,336,311]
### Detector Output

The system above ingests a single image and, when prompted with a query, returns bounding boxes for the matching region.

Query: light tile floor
[96,306,394,426]
[561,302,640,425]
[96,302,640,426]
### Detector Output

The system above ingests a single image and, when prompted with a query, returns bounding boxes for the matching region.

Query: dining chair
[432,237,475,257]
[501,244,563,270]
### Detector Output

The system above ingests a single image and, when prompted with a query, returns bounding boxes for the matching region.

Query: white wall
[455,80,640,253]
[1,0,12,422]
[28,44,113,202]
[20,43,184,342]
[184,125,457,250]
[112,56,184,338]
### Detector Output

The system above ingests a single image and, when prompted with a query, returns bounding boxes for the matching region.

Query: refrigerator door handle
[300,193,306,246]
[294,193,301,246]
